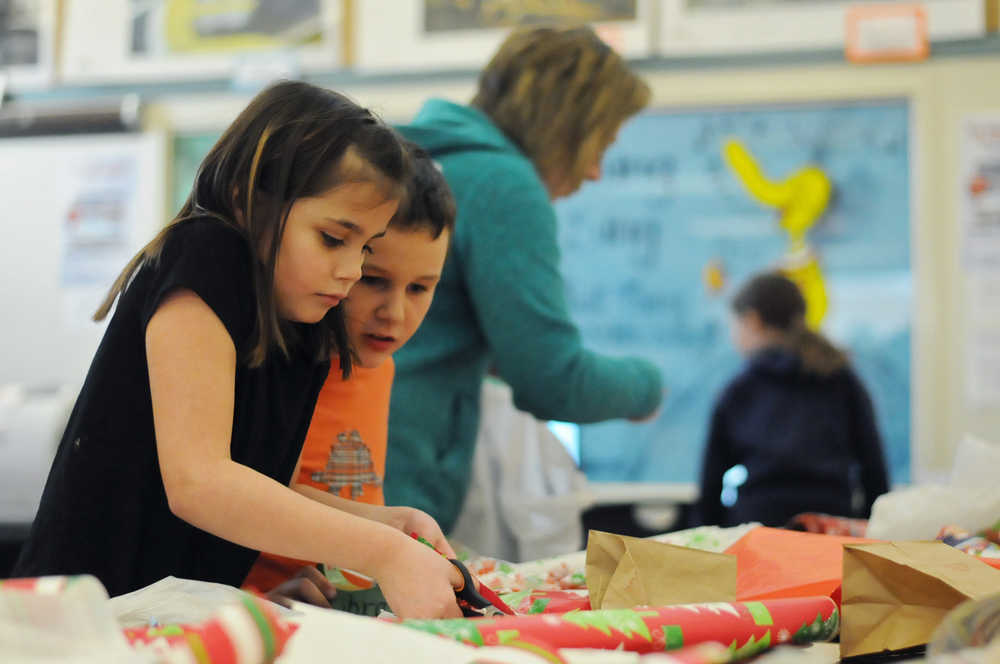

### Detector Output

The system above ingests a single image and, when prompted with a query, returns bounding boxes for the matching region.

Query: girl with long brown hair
[695,271,890,527]
[14,81,463,619]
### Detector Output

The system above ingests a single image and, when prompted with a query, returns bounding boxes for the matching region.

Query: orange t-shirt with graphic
[243,358,394,592]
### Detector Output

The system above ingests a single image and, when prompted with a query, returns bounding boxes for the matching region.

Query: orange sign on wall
[845,4,929,63]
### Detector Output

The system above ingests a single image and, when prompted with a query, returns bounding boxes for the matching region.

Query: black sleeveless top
[13,219,329,596]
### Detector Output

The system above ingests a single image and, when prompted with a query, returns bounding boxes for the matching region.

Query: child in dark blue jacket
[695,272,890,527]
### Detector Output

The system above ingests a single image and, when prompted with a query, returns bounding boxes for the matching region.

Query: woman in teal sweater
[388,26,664,532]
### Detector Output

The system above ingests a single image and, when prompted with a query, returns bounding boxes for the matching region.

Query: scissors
[449,557,517,617]
[411,533,517,617]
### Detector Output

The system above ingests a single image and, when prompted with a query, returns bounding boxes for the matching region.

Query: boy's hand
[266,566,337,609]
[381,506,456,558]
[373,534,464,619]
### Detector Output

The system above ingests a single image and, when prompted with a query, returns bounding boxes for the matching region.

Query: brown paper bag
[585,529,737,610]
[841,541,1000,658]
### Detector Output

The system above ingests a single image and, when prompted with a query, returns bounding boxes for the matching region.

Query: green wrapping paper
[400,596,838,661]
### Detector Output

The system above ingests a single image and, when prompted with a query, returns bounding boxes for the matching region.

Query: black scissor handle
[449,559,493,616]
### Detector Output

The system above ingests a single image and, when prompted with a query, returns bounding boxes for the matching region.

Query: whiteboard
[0,133,166,390]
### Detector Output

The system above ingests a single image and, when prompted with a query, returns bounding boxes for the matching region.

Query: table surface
[587,482,698,506]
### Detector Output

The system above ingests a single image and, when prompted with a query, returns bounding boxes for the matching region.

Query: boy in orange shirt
[243,146,456,610]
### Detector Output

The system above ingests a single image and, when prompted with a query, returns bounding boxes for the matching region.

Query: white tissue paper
[950,434,1000,488]
[866,485,1000,541]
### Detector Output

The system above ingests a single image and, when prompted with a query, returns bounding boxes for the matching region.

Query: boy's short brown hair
[394,142,456,239]
[471,26,651,194]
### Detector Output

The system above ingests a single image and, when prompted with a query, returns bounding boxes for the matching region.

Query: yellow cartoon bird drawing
[723,139,832,329]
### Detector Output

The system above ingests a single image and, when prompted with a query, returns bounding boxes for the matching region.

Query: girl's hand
[373,535,464,619]
[380,506,456,558]
[266,566,337,609]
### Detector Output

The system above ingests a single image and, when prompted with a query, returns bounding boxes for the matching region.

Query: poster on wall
[0,0,57,89]
[60,155,140,289]
[0,133,165,388]
[960,116,1000,272]
[964,277,1000,407]
[354,0,654,71]
[61,0,342,83]
[658,0,984,56]
[959,116,1000,406]
[555,100,913,485]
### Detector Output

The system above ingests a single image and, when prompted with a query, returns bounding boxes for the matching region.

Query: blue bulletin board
[554,100,912,485]
[173,99,912,486]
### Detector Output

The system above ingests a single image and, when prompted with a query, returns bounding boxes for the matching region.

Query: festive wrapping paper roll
[123,593,296,664]
[401,597,838,661]
[0,575,134,658]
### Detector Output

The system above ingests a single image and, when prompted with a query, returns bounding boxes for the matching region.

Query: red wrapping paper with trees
[401,596,838,660]
[500,589,592,615]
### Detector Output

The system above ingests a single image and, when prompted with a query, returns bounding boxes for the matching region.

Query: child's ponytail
[783,320,847,377]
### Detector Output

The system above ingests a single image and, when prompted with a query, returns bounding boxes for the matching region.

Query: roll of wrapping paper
[0,575,132,656]
[400,596,838,660]
[123,593,296,664]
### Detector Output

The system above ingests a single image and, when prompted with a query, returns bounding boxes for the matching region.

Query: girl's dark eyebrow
[326,218,361,233]
[325,218,385,240]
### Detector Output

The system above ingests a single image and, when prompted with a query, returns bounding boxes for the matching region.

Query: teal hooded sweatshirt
[388,100,663,531]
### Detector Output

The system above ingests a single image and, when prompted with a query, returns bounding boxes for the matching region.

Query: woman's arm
[147,290,461,618]
[460,170,663,423]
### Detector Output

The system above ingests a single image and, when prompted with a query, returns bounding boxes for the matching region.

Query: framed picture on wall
[60,0,343,84]
[0,0,57,90]
[657,0,985,56]
[353,0,655,72]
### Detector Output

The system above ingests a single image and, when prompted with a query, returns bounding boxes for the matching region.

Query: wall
[635,55,1000,477]
[53,53,1000,481]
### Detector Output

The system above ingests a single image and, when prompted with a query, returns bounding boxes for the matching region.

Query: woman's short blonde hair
[472,25,650,194]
